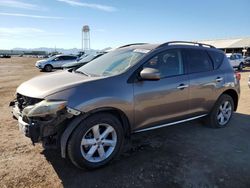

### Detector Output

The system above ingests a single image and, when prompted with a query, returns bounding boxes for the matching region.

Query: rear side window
[183,49,213,74]
[208,51,224,69]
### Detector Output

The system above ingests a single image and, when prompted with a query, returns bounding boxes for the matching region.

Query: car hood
[17,70,99,98]
[36,59,47,64]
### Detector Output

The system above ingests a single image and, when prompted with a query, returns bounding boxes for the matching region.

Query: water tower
[82,25,90,51]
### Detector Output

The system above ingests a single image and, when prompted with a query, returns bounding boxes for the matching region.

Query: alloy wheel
[80,123,117,163]
[217,100,232,126]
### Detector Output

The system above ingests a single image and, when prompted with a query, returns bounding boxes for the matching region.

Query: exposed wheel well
[222,89,238,111]
[60,107,131,158]
[86,108,131,137]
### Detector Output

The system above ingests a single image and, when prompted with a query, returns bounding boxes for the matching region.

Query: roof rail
[157,41,215,49]
[118,43,148,49]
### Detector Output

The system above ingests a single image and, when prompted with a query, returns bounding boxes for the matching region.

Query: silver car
[36,54,78,72]
[10,41,240,169]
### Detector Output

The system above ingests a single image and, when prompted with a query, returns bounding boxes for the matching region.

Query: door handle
[177,84,189,89]
[215,77,223,82]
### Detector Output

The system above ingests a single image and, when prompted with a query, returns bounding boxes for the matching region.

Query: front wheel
[238,63,243,71]
[67,113,124,169]
[205,94,234,128]
[43,64,53,72]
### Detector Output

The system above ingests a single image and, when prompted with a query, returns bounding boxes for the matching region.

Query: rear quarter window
[183,49,213,74]
[208,51,224,69]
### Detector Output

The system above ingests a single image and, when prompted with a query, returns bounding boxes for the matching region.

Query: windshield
[76,49,148,76]
[47,55,58,61]
[79,54,97,63]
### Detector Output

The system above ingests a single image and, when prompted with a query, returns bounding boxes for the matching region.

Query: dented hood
[17,70,99,98]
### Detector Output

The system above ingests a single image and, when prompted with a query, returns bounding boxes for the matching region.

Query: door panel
[133,49,190,130]
[188,70,224,115]
[51,57,63,68]
[133,75,189,130]
[183,49,224,116]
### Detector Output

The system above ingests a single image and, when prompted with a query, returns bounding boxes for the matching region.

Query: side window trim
[183,49,214,74]
[206,50,215,70]
[144,49,185,79]
[207,50,225,70]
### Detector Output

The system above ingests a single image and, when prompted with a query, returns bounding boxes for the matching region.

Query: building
[0,50,47,56]
[198,37,250,56]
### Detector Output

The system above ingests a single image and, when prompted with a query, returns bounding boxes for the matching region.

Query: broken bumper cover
[10,100,81,145]
[11,102,44,143]
[11,103,32,138]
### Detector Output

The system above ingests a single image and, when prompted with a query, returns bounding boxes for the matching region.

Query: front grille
[16,93,42,112]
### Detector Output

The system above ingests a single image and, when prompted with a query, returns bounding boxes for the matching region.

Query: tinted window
[183,49,213,73]
[54,56,63,61]
[144,49,183,78]
[64,56,76,60]
[208,51,224,69]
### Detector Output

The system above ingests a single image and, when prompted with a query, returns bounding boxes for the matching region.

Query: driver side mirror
[140,67,160,81]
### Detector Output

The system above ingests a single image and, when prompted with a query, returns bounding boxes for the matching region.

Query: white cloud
[0,0,44,10]
[0,27,44,35]
[57,0,117,12]
[0,27,64,38]
[0,12,64,19]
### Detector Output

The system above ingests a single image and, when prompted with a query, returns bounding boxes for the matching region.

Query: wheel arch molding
[60,107,131,158]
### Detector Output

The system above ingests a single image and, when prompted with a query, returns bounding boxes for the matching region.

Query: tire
[67,113,124,169]
[238,63,243,71]
[205,94,234,128]
[44,64,53,72]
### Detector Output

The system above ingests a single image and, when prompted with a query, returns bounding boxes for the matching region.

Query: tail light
[235,71,241,81]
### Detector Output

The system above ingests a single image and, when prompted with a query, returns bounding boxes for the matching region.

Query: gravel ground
[0,57,250,188]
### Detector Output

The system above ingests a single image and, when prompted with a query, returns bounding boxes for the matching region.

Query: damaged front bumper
[10,99,80,146]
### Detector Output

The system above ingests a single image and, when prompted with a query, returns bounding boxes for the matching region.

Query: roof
[198,37,250,49]
[120,42,216,51]
[120,43,160,50]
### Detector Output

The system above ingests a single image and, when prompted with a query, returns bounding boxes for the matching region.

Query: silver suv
[36,54,78,72]
[226,53,244,70]
[10,41,240,169]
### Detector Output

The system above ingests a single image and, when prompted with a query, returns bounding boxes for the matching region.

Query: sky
[0,0,250,50]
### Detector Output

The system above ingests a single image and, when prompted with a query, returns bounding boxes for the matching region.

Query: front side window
[143,49,184,78]
[183,49,213,74]
[54,56,63,61]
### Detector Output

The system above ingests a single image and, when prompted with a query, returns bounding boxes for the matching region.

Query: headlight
[23,100,67,117]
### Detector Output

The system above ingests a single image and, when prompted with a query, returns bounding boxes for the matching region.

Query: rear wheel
[67,113,124,169]
[44,64,53,72]
[205,94,234,128]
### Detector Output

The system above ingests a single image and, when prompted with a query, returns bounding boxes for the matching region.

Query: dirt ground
[0,57,250,188]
